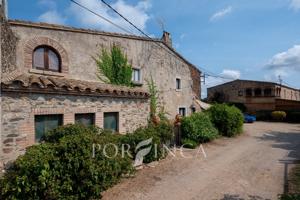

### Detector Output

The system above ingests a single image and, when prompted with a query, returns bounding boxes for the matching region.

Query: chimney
[161,31,172,47]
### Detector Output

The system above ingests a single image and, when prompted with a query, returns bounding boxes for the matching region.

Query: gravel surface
[102,122,300,200]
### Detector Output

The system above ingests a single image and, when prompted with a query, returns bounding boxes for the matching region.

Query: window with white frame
[176,78,181,90]
[132,68,141,83]
[179,107,186,117]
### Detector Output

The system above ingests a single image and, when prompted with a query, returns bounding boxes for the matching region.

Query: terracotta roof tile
[2,74,149,99]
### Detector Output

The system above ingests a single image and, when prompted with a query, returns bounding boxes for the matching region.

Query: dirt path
[102,122,300,200]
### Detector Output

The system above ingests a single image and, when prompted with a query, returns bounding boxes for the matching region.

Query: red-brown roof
[1,74,149,99]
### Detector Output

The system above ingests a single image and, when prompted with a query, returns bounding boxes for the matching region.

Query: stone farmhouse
[0,2,201,167]
[207,79,300,113]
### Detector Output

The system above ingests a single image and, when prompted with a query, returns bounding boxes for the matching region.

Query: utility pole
[201,73,206,85]
[278,75,283,86]
[278,75,283,98]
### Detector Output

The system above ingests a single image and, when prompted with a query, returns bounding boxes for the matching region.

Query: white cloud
[220,69,241,79]
[290,0,300,10]
[201,69,240,98]
[67,0,151,34]
[264,68,289,82]
[180,33,186,40]
[264,45,300,82]
[210,6,233,22]
[266,45,300,71]
[38,0,56,9]
[38,10,66,24]
[38,0,66,24]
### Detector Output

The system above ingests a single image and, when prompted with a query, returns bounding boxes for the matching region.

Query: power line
[99,0,235,81]
[70,0,234,82]
[205,74,235,80]
[99,0,151,39]
[70,0,133,34]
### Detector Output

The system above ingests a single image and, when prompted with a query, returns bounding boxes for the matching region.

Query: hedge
[271,111,287,121]
[0,122,173,200]
[0,127,133,200]
[207,104,244,137]
[181,112,218,143]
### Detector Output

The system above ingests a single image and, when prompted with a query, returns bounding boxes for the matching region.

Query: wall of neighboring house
[277,86,300,101]
[207,80,277,112]
[9,21,200,119]
[208,80,300,113]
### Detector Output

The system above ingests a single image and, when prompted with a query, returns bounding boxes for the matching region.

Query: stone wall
[1,92,149,165]
[189,65,201,98]
[9,21,200,118]
[1,17,17,74]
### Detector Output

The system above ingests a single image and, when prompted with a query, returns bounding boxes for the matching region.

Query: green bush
[279,194,300,200]
[182,138,198,149]
[0,123,173,199]
[0,125,132,200]
[121,126,163,163]
[227,102,247,113]
[181,112,218,143]
[271,111,287,121]
[42,123,100,143]
[151,122,173,145]
[207,104,244,137]
[0,144,57,200]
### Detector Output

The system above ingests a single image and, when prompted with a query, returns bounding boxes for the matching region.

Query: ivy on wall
[94,45,133,87]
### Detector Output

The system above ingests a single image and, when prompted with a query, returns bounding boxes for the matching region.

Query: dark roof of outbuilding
[1,74,149,99]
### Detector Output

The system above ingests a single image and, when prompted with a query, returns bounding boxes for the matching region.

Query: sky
[7,0,300,98]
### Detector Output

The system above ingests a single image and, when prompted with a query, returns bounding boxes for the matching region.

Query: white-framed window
[132,68,141,83]
[179,107,186,117]
[176,78,181,90]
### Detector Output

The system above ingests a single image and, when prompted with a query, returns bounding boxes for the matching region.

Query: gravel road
[102,122,300,200]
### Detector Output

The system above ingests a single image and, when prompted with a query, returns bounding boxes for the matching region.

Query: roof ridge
[8,19,201,73]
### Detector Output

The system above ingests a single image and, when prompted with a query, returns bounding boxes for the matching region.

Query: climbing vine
[94,45,133,87]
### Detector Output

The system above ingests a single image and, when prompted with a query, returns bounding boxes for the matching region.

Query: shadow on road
[219,194,271,200]
[256,129,300,195]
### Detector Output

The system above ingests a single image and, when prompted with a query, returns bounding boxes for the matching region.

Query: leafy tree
[94,45,133,86]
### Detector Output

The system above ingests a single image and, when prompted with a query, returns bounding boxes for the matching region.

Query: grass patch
[279,164,300,199]
[289,164,300,194]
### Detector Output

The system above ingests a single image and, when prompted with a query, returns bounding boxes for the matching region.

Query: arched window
[33,46,61,72]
